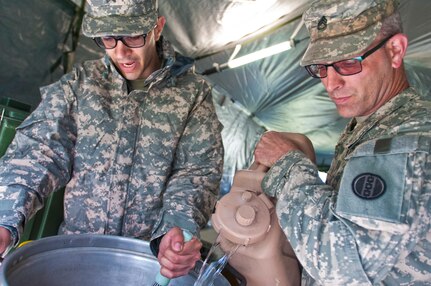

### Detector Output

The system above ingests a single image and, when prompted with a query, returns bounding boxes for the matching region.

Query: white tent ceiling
[1,0,430,193]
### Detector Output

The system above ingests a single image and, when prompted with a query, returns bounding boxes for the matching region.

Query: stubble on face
[324,51,392,118]
[106,32,160,81]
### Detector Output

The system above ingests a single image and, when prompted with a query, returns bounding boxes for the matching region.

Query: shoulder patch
[351,173,386,200]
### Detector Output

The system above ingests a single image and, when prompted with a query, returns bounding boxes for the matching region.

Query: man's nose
[114,40,131,56]
[322,66,344,92]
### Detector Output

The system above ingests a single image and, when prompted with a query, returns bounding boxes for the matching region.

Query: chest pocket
[336,135,430,234]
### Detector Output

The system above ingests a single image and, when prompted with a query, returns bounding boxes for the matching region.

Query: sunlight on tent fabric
[215,0,279,43]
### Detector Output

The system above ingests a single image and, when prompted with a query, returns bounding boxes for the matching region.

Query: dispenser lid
[212,190,272,245]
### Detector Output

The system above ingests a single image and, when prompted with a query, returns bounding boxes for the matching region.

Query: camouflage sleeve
[151,80,224,239]
[262,135,431,284]
[0,73,77,240]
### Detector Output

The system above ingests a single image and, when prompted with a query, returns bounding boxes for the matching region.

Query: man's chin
[336,107,356,119]
[122,73,140,81]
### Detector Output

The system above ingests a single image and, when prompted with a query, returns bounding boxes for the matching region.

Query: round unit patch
[351,173,386,200]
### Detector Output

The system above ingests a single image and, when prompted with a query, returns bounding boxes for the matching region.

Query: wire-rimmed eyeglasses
[305,35,394,78]
[93,34,147,49]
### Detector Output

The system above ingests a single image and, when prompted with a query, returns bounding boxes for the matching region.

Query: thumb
[173,241,183,252]
[168,228,186,252]
[171,233,185,252]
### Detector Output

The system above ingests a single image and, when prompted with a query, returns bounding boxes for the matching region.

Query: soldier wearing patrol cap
[253,0,431,284]
[0,0,224,279]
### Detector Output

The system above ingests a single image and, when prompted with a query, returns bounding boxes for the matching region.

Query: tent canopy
[1,0,430,192]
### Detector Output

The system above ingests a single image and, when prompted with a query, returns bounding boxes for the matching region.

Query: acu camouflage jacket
[0,41,224,245]
[263,88,431,285]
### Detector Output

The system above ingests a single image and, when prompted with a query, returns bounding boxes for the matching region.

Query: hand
[254,131,316,168]
[0,227,12,255]
[157,227,202,279]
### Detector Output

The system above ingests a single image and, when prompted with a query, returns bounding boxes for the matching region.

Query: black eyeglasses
[305,35,393,78]
[93,34,147,49]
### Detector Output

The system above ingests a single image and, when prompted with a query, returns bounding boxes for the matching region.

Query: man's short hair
[380,11,403,38]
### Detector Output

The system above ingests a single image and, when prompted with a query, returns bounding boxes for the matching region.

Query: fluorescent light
[200,39,295,75]
[200,18,303,75]
[227,40,292,68]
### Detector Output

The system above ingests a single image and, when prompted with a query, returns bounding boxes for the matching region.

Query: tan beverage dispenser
[211,164,300,286]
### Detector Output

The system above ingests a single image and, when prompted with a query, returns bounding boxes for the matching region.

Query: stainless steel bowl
[0,234,232,286]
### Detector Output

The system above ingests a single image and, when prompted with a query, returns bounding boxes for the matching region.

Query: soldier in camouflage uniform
[0,0,224,279]
[254,0,431,285]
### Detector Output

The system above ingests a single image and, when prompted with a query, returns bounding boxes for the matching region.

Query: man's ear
[387,33,408,68]
[154,16,166,41]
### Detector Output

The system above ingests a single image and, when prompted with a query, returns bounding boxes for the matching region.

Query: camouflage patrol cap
[300,0,398,66]
[82,0,158,37]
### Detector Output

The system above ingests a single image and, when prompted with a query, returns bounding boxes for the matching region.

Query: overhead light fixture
[200,18,303,76]
[201,40,292,75]
[227,40,292,69]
